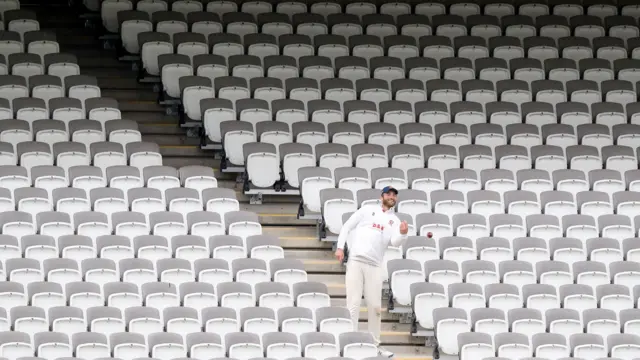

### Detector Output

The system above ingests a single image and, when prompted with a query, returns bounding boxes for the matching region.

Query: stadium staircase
[24,0,432,358]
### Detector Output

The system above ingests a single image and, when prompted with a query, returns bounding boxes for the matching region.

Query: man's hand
[335,248,345,262]
[399,221,409,234]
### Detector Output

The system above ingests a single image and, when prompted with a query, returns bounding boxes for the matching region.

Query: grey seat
[474,57,508,86]
[34,331,70,358]
[486,213,522,239]
[620,308,640,336]
[141,282,178,310]
[254,282,291,310]
[8,53,43,81]
[612,124,640,151]
[531,332,568,358]
[545,57,578,85]
[103,120,140,149]
[432,307,469,355]
[570,333,606,359]
[423,144,458,174]
[232,258,268,286]
[178,165,216,192]
[583,308,618,337]
[572,261,609,285]
[246,234,282,263]
[300,332,338,359]
[338,332,377,358]
[0,30,21,62]
[536,260,572,287]
[12,98,45,126]
[200,306,237,336]
[510,58,544,86]
[268,259,305,287]
[602,145,637,174]
[469,307,506,336]
[596,283,633,310]
[496,80,531,109]
[430,189,465,215]
[277,306,314,336]
[109,332,146,359]
[67,119,102,148]
[71,332,109,359]
[475,236,511,262]
[169,235,207,263]
[225,332,262,359]
[164,187,201,214]
[312,306,349,338]
[118,258,155,287]
[457,332,493,359]
[607,334,640,359]
[370,167,406,190]
[423,259,460,287]
[17,141,53,171]
[448,282,484,315]
[10,305,46,331]
[499,260,536,289]
[415,212,451,238]
[125,141,162,170]
[0,332,32,356]
[186,332,223,360]
[147,332,185,359]
[163,306,199,336]
[494,332,531,358]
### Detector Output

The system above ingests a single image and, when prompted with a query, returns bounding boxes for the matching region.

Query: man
[335,186,409,358]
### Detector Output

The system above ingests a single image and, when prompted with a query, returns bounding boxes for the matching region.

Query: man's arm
[390,217,409,247]
[336,207,366,250]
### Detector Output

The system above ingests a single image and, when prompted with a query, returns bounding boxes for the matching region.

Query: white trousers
[345,259,383,345]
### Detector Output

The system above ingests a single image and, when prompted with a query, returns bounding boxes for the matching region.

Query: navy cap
[381,186,398,195]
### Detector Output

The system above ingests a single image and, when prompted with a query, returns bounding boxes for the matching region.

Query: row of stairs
[25,2,433,357]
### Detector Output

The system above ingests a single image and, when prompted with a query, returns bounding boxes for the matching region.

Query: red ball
[427,232,433,238]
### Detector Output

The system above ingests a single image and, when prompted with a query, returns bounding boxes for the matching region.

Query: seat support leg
[250,193,263,205]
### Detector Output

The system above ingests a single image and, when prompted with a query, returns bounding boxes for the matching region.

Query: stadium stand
[2,0,640,359]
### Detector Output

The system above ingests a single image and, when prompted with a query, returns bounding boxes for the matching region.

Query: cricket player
[335,186,409,358]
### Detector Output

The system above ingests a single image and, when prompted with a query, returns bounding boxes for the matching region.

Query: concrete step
[98,77,150,90]
[54,33,96,47]
[384,347,431,359]
[123,112,177,125]
[217,181,304,205]
[84,66,149,90]
[119,101,166,113]
[244,193,302,205]
[332,298,405,322]
[245,206,313,226]
[77,54,129,69]
[376,346,431,359]
[139,123,186,135]
[309,273,347,296]
[262,226,328,249]
[358,323,425,346]
[159,144,209,157]
[65,47,117,59]
[242,202,307,215]
[285,249,341,272]
[340,303,397,323]
[160,156,220,169]
[258,213,313,226]
[24,1,71,6]
[80,67,140,79]
[102,89,158,102]
[144,134,199,146]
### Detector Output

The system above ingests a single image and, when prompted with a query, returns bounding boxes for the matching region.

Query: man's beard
[383,199,395,208]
